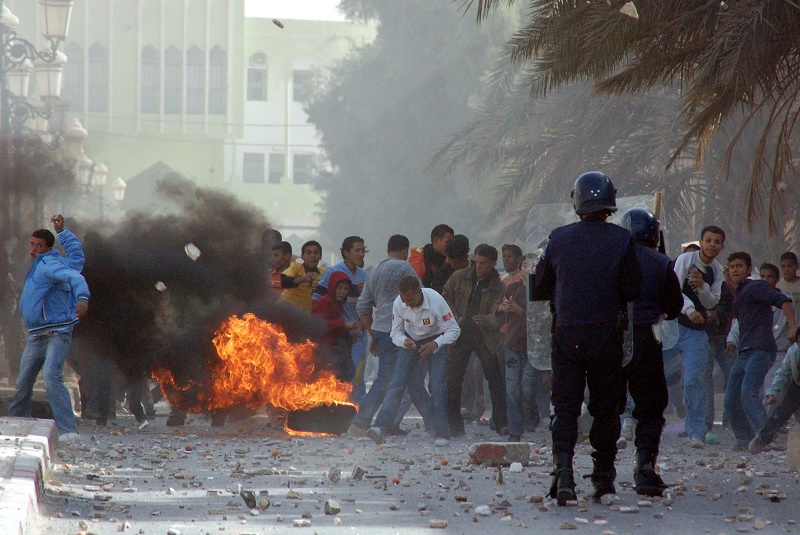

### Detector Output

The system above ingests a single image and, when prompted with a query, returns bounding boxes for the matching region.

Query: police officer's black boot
[634,449,668,497]
[548,451,576,506]
[587,451,616,503]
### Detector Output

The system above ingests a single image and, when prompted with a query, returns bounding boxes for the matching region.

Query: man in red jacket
[312,271,361,382]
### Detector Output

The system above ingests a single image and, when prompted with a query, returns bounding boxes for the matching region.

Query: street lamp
[62,117,87,160]
[0,0,74,240]
[112,177,127,204]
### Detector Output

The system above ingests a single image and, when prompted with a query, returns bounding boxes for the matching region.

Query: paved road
[38,404,799,535]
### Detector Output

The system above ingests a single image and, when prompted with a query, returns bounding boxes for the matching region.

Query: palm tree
[430,59,798,259]
[459,0,800,233]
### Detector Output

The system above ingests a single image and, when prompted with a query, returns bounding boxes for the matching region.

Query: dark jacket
[442,265,504,350]
[632,245,683,325]
[409,244,450,294]
[531,219,641,324]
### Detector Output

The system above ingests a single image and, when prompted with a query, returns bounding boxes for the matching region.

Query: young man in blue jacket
[7,215,89,443]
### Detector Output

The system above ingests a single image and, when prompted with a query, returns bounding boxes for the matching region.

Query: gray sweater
[356,256,418,333]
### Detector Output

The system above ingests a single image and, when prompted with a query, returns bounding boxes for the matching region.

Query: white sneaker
[434,438,449,447]
[59,432,80,444]
[138,419,150,430]
[621,418,634,441]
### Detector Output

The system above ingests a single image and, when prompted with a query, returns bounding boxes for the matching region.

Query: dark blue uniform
[624,246,683,456]
[531,219,642,463]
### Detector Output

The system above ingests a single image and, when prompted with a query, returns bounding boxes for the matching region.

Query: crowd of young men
[276,171,800,504]
[6,174,800,508]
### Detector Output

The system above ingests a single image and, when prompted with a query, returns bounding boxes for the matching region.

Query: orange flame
[153,313,353,413]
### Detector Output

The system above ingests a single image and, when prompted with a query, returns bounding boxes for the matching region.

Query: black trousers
[447,326,507,435]
[622,325,669,455]
[551,323,623,459]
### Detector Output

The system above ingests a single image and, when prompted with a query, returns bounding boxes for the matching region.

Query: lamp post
[0,0,73,241]
[112,177,127,205]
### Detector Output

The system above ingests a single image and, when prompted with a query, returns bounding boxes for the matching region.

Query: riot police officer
[619,208,683,496]
[531,172,642,505]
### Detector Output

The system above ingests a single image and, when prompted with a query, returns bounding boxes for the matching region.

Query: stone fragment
[559,523,577,530]
[351,466,366,481]
[241,489,257,509]
[324,499,340,515]
[600,494,616,505]
[292,518,311,527]
[328,467,341,484]
[475,505,492,516]
[258,498,271,510]
[469,442,530,466]
[509,462,523,473]
[753,519,766,530]
[429,519,448,529]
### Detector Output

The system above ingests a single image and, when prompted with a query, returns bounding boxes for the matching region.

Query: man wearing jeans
[661,226,726,448]
[723,252,796,450]
[8,215,89,442]
[368,276,460,446]
[492,256,531,443]
[349,235,428,435]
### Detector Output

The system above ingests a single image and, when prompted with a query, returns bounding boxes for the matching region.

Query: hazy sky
[245,0,346,21]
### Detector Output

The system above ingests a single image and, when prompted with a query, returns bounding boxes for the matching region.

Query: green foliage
[306,0,513,253]
[430,59,799,260]
[461,0,800,235]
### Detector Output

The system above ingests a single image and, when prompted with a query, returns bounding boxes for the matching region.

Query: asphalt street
[38,402,800,535]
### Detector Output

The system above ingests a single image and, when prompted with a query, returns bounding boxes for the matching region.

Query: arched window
[164,45,183,114]
[186,46,205,115]
[247,52,267,101]
[88,43,108,112]
[208,45,227,114]
[62,43,84,112]
[140,45,160,113]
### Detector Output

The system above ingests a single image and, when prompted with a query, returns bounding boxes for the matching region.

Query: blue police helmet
[620,208,659,246]
[571,171,618,215]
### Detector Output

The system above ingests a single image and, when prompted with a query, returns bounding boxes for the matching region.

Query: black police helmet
[571,171,618,215]
[620,208,659,247]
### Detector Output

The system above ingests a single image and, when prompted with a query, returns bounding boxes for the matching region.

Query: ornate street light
[62,117,87,161]
[77,152,92,186]
[112,177,127,203]
[38,0,74,48]
[33,50,66,101]
[5,58,31,98]
[0,0,74,239]
[93,162,108,187]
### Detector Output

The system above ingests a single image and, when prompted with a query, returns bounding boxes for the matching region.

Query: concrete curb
[0,417,57,535]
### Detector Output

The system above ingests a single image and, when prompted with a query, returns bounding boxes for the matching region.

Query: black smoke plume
[73,175,329,412]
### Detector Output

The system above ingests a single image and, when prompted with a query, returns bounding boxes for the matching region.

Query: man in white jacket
[367,276,460,446]
[661,226,726,448]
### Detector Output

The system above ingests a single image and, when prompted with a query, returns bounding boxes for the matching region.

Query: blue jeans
[375,345,445,438]
[662,324,708,440]
[8,331,78,435]
[352,331,397,428]
[350,335,367,404]
[705,337,733,429]
[724,349,774,445]
[504,347,534,436]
